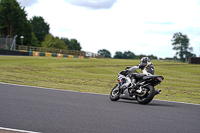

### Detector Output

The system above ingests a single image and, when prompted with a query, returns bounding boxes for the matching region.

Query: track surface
[0,83,200,133]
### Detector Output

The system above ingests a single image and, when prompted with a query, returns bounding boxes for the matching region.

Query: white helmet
[140,57,150,63]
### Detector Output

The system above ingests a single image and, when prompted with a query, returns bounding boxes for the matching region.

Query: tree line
[98,32,196,61]
[98,49,158,59]
[0,0,81,51]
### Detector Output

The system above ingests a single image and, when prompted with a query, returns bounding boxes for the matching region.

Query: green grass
[1,56,200,104]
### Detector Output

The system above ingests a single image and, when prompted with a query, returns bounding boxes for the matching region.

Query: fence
[0,36,103,58]
[0,37,14,50]
[17,45,103,58]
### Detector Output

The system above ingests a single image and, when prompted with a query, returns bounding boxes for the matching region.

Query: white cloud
[17,0,38,7]
[65,0,118,9]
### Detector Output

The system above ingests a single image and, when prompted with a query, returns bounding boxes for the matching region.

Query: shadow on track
[115,100,177,107]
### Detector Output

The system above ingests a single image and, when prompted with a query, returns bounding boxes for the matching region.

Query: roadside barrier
[68,55,74,58]
[17,45,103,58]
[89,57,97,59]
[28,51,96,59]
[32,51,38,57]
[1,49,97,59]
[45,53,52,57]
[0,49,29,56]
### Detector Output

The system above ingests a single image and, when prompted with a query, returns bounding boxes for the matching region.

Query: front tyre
[137,85,155,104]
[110,84,120,101]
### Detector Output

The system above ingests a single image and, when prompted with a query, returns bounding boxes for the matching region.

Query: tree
[148,54,158,60]
[41,34,67,49]
[61,38,82,51]
[53,37,67,49]
[114,51,123,59]
[61,37,70,46]
[114,51,135,59]
[0,0,32,45]
[68,39,82,51]
[136,54,146,59]
[41,34,52,47]
[98,49,111,58]
[171,32,194,61]
[123,51,135,59]
[30,32,39,47]
[29,16,50,45]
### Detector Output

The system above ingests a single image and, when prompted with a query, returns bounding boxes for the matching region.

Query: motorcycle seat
[133,73,146,80]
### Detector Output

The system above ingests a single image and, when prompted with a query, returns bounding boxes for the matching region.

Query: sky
[16,0,200,58]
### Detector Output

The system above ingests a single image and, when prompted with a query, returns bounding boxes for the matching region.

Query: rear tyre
[110,84,120,101]
[137,85,155,104]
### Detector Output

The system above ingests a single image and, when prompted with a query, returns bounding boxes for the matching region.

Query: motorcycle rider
[118,57,154,96]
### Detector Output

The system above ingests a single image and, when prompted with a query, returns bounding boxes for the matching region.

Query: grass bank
[0,56,200,104]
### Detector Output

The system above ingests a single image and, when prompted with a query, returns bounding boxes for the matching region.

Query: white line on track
[0,127,41,133]
[0,82,199,106]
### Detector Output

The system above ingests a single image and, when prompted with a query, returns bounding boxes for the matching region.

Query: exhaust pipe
[155,89,161,95]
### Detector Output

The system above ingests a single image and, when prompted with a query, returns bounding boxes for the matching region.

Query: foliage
[29,16,50,45]
[135,54,146,59]
[114,51,123,59]
[171,32,195,61]
[114,51,135,59]
[147,54,158,60]
[61,38,82,51]
[164,57,176,60]
[123,51,135,59]
[61,37,70,46]
[0,0,32,45]
[135,54,158,60]
[69,39,82,51]
[41,34,67,49]
[114,51,157,60]
[30,32,39,47]
[98,49,111,58]
[53,37,67,49]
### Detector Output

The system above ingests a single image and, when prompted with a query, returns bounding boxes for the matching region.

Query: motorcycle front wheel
[110,84,120,101]
[137,85,155,104]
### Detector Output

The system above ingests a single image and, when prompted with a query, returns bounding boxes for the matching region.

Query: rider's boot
[128,83,136,97]
[120,86,126,95]
[128,88,133,97]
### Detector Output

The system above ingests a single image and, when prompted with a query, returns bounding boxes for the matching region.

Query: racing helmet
[140,57,150,63]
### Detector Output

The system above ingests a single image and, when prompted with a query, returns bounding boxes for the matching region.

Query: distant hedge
[188,57,200,64]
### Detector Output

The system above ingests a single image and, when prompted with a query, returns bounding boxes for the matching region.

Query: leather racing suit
[118,61,154,94]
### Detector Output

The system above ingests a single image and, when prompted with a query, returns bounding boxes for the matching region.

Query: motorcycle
[110,66,164,104]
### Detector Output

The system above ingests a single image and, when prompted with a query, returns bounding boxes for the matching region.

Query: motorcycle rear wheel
[137,85,155,104]
[110,84,120,101]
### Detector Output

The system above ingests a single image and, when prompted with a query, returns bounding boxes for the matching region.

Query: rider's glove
[124,69,130,75]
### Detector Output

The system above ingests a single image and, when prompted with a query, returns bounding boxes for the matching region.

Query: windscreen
[131,69,139,74]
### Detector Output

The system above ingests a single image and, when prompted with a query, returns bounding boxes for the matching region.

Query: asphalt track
[0,83,200,133]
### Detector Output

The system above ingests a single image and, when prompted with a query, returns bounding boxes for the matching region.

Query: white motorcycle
[110,66,164,104]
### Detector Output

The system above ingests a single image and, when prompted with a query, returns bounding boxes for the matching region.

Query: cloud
[143,30,175,35]
[17,0,39,7]
[58,27,72,32]
[65,0,118,9]
[143,22,175,25]
[182,27,200,36]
